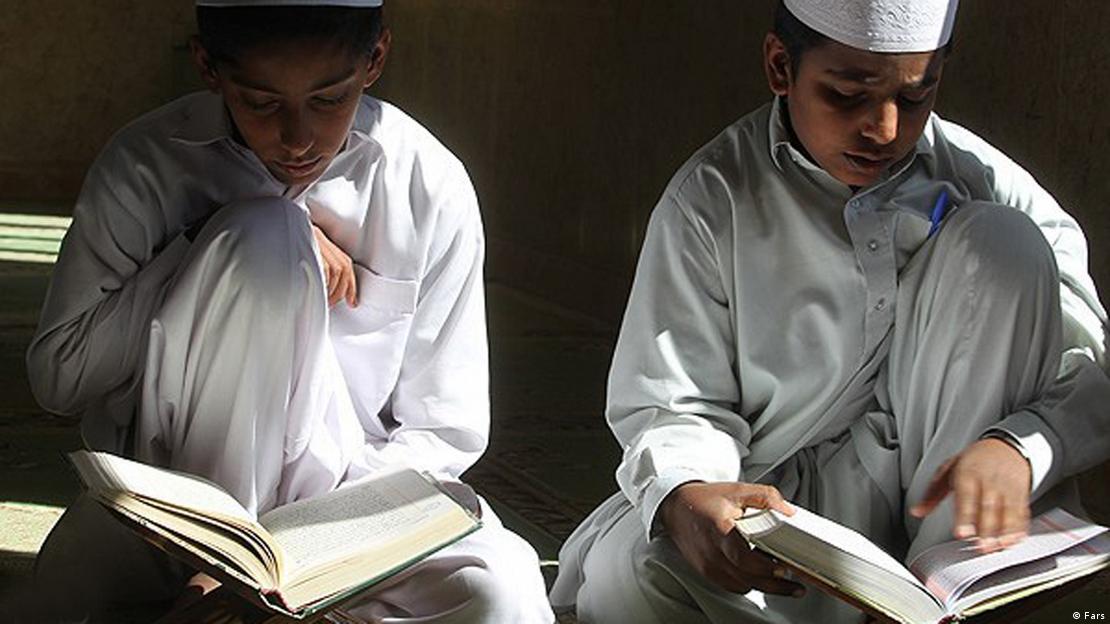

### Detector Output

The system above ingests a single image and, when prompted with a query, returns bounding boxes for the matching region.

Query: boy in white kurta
[25,2,553,622]
[551,1,1110,623]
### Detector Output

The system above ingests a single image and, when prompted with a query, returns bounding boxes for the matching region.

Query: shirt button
[867,240,879,252]
[875,298,887,311]
[849,199,861,209]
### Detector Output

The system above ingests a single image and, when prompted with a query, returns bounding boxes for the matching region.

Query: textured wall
[372,0,1110,322]
[0,0,196,198]
[376,2,772,321]
[0,1,1107,319]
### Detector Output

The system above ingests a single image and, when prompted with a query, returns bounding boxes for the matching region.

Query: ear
[763,32,793,97]
[362,29,392,90]
[189,36,221,93]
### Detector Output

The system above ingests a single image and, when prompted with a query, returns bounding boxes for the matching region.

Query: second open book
[735,504,1110,623]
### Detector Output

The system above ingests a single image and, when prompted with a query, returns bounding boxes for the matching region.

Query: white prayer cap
[196,0,382,6]
[783,0,958,53]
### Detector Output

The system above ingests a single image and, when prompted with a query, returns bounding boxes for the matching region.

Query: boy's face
[191,33,390,186]
[763,34,946,188]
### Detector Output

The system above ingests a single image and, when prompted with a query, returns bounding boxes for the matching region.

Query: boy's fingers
[344,264,358,307]
[344,270,358,307]
[328,267,345,306]
[977,501,1027,552]
[706,559,754,594]
[750,573,806,597]
[719,538,802,597]
[974,490,1001,540]
[734,484,794,516]
[997,528,1028,549]
[737,551,804,597]
[952,473,980,539]
[995,495,1029,546]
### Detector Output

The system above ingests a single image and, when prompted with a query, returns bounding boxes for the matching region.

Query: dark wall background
[1,1,1107,324]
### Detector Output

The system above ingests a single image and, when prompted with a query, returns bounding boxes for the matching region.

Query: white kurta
[27,92,553,623]
[28,93,489,486]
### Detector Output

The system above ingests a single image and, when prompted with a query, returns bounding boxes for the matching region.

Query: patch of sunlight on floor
[0,213,71,265]
[0,502,64,555]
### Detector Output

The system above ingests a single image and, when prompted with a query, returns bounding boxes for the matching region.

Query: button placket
[849,208,898,350]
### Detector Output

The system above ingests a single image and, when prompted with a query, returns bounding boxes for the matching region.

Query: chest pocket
[329,265,420,434]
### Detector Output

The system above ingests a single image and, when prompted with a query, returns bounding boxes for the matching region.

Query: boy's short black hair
[772,1,831,74]
[772,0,953,74]
[197,6,384,66]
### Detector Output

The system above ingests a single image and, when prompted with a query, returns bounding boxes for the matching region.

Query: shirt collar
[169,92,236,146]
[767,96,797,172]
[767,95,938,187]
[350,95,376,144]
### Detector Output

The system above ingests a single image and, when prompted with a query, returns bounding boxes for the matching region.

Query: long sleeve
[352,170,491,481]
[26,140,187,420]
[608,188,750,536]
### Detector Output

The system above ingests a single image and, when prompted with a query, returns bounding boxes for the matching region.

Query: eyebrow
[825,68,941,89]
[228,68,358,95]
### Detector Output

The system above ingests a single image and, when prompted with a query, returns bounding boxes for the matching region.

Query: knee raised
[938,201,1057,287]
[197,198,315,291]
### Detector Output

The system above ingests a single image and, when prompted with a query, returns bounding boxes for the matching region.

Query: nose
[279,107,313,157]
[860,99,898,145]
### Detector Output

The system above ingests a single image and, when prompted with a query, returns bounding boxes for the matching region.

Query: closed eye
[312,93,349,107]
[242,97,280,113]
[825,86,866,106]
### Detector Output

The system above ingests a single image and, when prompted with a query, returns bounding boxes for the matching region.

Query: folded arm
[26,146,186,416]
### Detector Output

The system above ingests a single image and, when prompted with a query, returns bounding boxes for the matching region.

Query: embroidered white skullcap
[197,0,382,6]
[783,0,957,52]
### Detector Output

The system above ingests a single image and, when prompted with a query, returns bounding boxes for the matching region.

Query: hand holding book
[658,481,806,597]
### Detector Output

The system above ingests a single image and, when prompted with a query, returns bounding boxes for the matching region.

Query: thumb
[734,484,795,517]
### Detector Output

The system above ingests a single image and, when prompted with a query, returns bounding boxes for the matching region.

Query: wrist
[981,431,1031,464]
[980,435,1032,487]
[660,481,703,534]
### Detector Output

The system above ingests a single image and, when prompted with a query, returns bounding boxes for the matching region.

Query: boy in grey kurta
[550,1,1110,622]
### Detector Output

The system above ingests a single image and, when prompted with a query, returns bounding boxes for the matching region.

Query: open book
[735,505,1110,624]
[69,450,481,619]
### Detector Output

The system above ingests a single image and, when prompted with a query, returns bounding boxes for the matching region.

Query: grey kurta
[611,98,1108,535]
[551,98,1110,623]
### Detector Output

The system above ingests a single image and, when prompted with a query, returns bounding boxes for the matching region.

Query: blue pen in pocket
[927,189,950,238]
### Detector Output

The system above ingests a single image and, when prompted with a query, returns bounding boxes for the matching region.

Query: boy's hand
[659,481,805,597]
[312,224,358,308]
[171,571,221,611]
[910,438,1032,552]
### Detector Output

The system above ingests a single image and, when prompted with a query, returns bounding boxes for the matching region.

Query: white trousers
[551,202,1083,624]
[34,199,553,624]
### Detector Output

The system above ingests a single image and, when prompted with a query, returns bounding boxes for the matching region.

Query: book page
[738,507,944,623]
[952,532,1110,612]
[260,468,469,580]
[775,507,925,589]
[71,451,255,525]
[908,508,1108,606]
